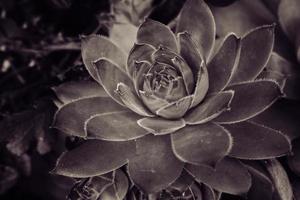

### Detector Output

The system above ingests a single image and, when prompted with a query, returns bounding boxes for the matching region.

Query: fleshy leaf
[53,97,126,137]
[86,111,148,141]
[184,90,234,125]
[211,1,275,37]
[178,32,203,76]
[137,117,185,135]
[230,25,275,84]
[251,99,300,140]
[207,34,241,93]
[186,157,252,195]
[190,61,209,107]
[99,169,129,200]
[81,35,127,80]
[52,80,108,105]
[288,138,300,176]
[223,121,291,159]
[131,61,151,94]
[176,0,216,59]
[127,43,155,77]
[139,91,169,113]
[265,159,293,200]
[53,140,135,178]
[137,19,178,52]
[215,80,282,124]
[156,95,193,119]
[171,123,232,167]
[116,83,154,117]
[245,164,274,200]
[94,58,134,106]
[128,135,184,193]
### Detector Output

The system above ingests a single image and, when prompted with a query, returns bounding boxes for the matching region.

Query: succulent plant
[52,0,293,198]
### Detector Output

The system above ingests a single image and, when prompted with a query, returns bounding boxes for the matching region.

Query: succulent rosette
[52,0,292,198]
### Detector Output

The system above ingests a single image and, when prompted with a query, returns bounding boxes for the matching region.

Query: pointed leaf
[53,140,135,178]
[215,80,282,124]
[132,61,151,94]
[191,62,209,107]
[53,97,126,137]
[53,80,108,105]
[207,34,241,93]
[171,123,232,166]
[137,19,178,52]
[178,32,203,76]
[156,95,193,119]
[137,117,185,135]
[86,111,148,141]
[184,91,234,125]
[223,121,291,159]
[186,158,252,195]
[81,35,127,80]
[94,58,134,106]
[230,25,275,84]
[176,0,216,59]
[251,99,300,140]
[127,43,155,77]
[116,83,154,117]
[128,135,184,193]
[140,91,169,113]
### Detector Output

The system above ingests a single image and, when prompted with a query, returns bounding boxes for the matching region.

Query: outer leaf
[223,121,291,159]
[99,169,129,200]
[94,58,134,106]
[127,43,155,77]
[171,123,232,167]
[186,157,252,195]
[137,19,178,52]
[207,34,241,93]
[176,0,216,59]
[190,61,209,107]
[251,99,300,140]
[156,95,193,119]
[81,35,127,80]
[288,138,300,176]
[215,80,282,124]
[184,90,234,125]
[211,0,275,37]
[53,140,135,178]
[245,164,274,200]
[86,111,148,141]
[52,80,108,105]
[128,135,184,193]
[230,25,275,84]
[53,97,126,137]
[265,159,293,200]
[178,32,203,76]
[116,83,154,117]
[137,117,185,135]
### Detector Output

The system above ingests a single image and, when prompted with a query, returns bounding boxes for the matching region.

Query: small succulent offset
[52,0,292,198]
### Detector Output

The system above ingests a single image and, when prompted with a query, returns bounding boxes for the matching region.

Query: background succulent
[50,0,296,199]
